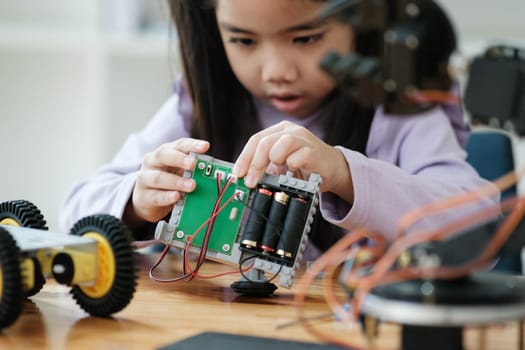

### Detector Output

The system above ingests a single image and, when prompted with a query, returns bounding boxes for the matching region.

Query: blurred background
[0,0,524,231]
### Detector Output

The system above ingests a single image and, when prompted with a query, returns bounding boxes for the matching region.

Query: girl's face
[215,0,353,118]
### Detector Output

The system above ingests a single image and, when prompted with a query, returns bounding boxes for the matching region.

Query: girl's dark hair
[169,0,255,159]
[168,0,375,251]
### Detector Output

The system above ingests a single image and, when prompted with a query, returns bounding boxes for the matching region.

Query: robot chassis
[0,200,137,330]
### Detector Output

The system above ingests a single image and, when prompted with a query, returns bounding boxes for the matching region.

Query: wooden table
[0,251,523,350]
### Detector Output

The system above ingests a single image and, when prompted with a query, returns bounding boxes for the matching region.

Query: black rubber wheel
[0,228,24,329]
[25,258,45,297]
[0,200,48,297]
[0,200,48,230]
[69,214,137,317]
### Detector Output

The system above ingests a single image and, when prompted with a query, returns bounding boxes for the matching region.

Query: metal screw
[384,79,397,92]
[405,35,419,49]
[421,281,434,296]
[406,3,420,17]
[384,30,397,43]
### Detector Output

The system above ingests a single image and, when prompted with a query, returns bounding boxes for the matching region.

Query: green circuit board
[172,158,250,255]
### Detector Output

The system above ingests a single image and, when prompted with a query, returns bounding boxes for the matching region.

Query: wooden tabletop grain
[0,251,522,350]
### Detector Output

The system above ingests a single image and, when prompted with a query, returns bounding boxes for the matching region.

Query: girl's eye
[293,32,325,45]
[228,37,255,47]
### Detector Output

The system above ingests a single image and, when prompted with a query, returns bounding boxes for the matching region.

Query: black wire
[239,254,284,284]
[149,244,194,283]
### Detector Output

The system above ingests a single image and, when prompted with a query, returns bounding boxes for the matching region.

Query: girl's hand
[232,121,354,203]
[126,138,210,225]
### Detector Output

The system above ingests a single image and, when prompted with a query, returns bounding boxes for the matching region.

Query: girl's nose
[261,50,298,84]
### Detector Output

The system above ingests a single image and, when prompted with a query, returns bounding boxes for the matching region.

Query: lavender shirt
[59,78,497,252]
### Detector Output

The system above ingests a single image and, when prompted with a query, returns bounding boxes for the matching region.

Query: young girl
[59,0,497,256]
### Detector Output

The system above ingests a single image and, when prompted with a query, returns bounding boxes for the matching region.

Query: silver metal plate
[362,293,525,326]
[0,225,96,252]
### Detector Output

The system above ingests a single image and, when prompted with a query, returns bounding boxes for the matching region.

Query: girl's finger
[233,122,289,177]
[268,133,306,167]
[139,169,196,192]
[172,138,210,154]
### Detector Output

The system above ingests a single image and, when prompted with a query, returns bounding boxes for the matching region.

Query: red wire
[149,244,194,283]
[196,260,255,279]
[149,175,246,283]
[183,175,236,278]
[183,192,237,276]
[406,89,461,105]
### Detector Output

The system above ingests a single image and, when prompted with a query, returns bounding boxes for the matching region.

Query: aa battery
[276,196,309,259]
[260,191,290,253]
[240,187,273,249]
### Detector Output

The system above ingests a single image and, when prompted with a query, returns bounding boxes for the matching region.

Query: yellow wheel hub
[0,218,20,226]
[79,232,115,298]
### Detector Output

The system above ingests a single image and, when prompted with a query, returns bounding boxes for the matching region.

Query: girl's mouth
[269,95,303,113]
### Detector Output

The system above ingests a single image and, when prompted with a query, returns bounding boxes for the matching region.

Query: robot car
[0,200,137,330]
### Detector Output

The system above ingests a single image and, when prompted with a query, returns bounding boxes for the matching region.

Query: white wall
[439,0,524,44]
[0,51,100,229]
[0,0,177,231]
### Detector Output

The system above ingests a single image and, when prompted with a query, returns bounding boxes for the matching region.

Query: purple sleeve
[319,106,499,240]
[59,79,193,232]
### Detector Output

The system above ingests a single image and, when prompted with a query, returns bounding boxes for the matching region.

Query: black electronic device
[465,45,525,135]
[319,0,457,115]
[158,332,349,350]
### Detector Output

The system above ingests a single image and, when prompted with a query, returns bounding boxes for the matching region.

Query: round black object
[26,257,45,297]
[0,200,48,229]
[52,253,75,285]
[0,228,24,329]
[371,272,525,305]
[230,281,277,297]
